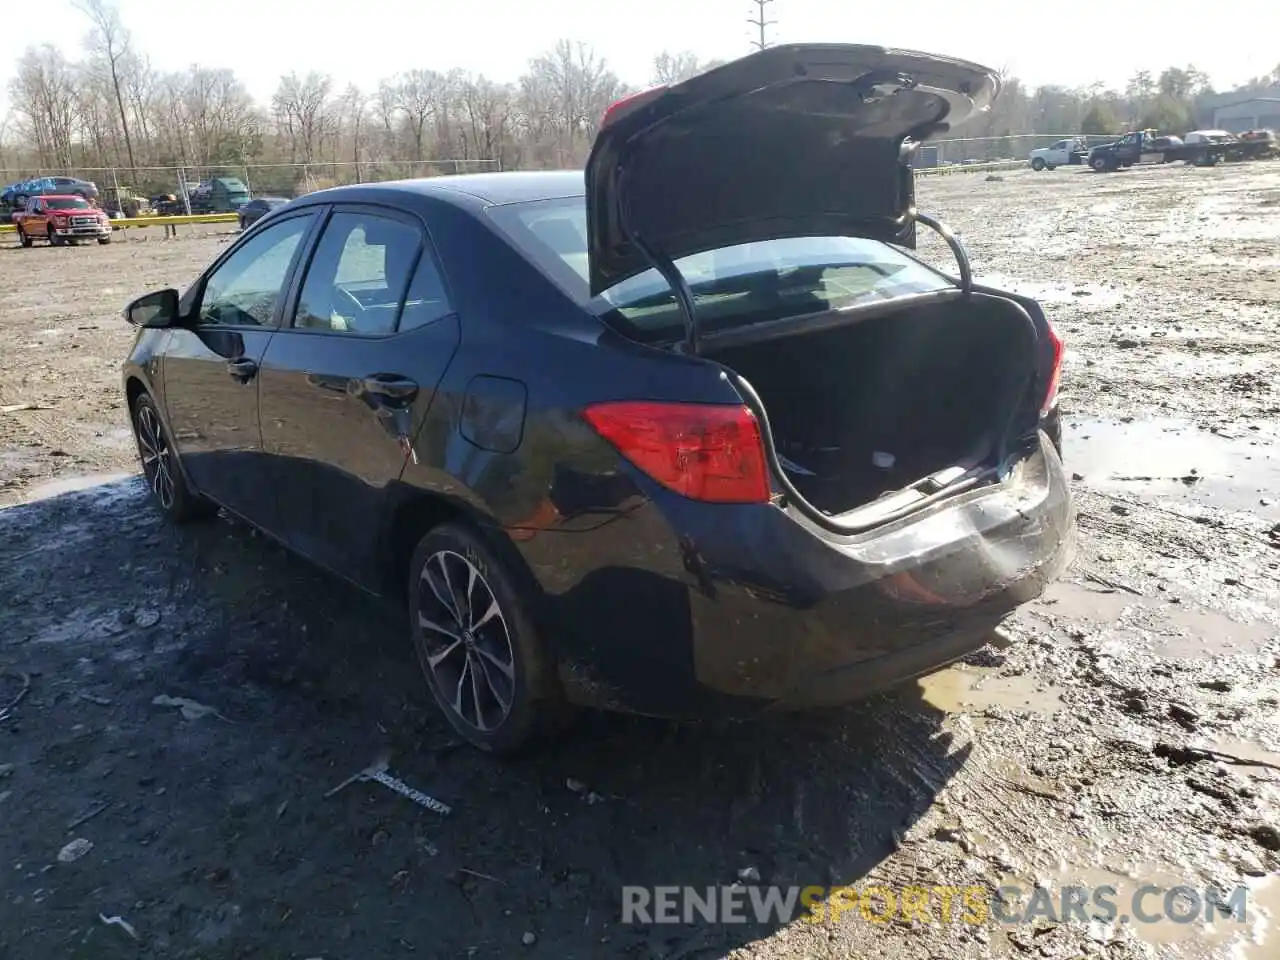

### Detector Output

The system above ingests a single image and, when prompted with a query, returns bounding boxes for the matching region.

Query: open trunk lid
[584,43,1000,296]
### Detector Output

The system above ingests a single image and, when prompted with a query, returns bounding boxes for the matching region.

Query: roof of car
[313,171,585,207]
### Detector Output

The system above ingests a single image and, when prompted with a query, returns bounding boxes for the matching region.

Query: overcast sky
[4,0,1277,112]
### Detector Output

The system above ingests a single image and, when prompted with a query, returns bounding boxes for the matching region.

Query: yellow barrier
[0,212,239,236]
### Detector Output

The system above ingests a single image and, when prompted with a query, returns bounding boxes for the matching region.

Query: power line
[746,0,776,51]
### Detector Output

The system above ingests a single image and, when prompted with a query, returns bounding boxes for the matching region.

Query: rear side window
[398,251,453,331]
[487,196,950,341]
[293,211,421,336]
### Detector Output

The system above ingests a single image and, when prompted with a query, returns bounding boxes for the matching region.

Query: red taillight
[582,401,770,504]
[600,86,667,128]
[1042,319,1064,414]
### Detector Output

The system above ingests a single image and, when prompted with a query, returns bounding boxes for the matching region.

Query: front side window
[293,211,421,335]
[487,196,952,341]
[198,214,314,327]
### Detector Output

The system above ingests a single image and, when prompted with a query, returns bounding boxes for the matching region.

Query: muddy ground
[1,162,1279,959]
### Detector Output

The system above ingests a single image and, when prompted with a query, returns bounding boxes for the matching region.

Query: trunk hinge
[630,232,701,356]
[618,167,701,355]
[913,211,973,296]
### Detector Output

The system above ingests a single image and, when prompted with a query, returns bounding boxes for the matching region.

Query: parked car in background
[118,44,1071,753]
[189,177,251,213]
[1028,137,1088,170]
[1088,131,1185,170]
[102,186,150,218]
[12,194,112,246]
[2,175,100,207]
[238,197,289,229]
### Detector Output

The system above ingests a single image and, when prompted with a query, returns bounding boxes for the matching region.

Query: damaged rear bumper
[523,430,1073,720]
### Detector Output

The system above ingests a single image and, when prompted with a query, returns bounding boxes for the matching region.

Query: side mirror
[124,288,179,328]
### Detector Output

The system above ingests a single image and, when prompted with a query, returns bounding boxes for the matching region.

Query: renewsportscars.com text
[621,883,1251,927]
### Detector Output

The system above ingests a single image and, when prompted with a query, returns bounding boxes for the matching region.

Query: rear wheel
[130,392,216,522]
[408,522,565,754]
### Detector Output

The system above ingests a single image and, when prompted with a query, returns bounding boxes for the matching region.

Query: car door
[257,204,461,586]
[26,198,47,233]
[1049,140,1069,164]
[162,210,319,527]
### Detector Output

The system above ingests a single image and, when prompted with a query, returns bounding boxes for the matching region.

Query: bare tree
[73,0,137,176]
[272,72,334,164]
[522,40,627,166]
[9,46,80,168]
[338,84,368,180]
[459,73,516,168]
[395,69,445,160]
[651,51,723,86]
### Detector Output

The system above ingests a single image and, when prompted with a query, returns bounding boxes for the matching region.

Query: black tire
[1090,155,1110,172]
[408,522,565,754]
[1045,164,1057,171]
[130,392,216,523]
[1031,157,1046,171]
[47,226,63,247]
[16,226,31,248]
[98,234,112,244]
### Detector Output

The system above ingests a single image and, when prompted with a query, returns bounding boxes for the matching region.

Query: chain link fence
[917,134,1118,168]
[0,159,503,216]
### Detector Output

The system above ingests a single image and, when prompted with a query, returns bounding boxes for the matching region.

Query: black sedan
[120,43,1072,753]
[238,196,289,229]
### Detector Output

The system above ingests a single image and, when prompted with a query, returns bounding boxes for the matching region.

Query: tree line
[3,0,1277,195]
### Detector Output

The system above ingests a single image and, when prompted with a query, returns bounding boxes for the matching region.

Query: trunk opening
[703,293,1040,518]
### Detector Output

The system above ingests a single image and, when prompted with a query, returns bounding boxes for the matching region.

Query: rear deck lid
[585,43,999,295]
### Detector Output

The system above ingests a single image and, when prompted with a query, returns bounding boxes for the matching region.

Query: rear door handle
[360,374,418,402]
[227,357,258,382]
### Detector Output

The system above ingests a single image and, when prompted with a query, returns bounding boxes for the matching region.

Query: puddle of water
[1064,416,1280,520]
[19,471,136,502]
[919,664,1063,716]
[1036,581,1276,658]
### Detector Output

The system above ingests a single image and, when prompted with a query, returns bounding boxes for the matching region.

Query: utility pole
[746,0,776,51]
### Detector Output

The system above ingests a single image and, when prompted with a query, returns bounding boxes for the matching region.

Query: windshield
[487,196,951,341]
[45,198,91,210]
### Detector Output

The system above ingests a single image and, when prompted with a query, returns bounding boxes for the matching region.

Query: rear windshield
[45,198,91,210]
[486,196,951,341]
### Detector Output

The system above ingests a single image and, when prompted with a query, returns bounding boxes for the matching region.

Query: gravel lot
[1,163,1279,959]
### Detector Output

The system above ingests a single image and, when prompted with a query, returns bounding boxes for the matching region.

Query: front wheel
[1045,164,1057,171]
[98,235,112,244]
[131,392,216,522]
[409,522,566,754]
[1090,155,1110,172]
[1031,157,1046,171]
[47,226,63,246]
[16,226,31,248]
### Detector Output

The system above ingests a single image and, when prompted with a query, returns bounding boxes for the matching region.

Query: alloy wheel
[416,550,516,733]
[135,403,176,511]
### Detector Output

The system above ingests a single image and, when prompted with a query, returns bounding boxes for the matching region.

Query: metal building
[1212,97,1280,133]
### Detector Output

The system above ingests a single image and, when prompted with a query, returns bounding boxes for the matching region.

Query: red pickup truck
[12,194,112,247]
